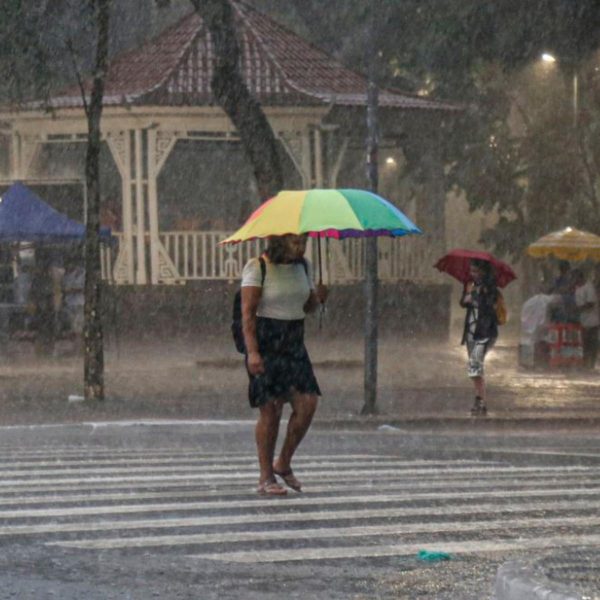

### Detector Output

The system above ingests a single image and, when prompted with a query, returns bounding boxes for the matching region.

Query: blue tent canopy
[0,182,111,243]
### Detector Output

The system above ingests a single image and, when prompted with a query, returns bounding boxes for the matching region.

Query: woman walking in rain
[241,234,327,496]
[460,259,499,416]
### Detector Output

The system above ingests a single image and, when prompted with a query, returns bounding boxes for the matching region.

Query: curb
[494,561,585,600]
[311,415,600,430]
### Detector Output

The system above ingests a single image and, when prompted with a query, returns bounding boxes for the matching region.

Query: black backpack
[231,257,266,354]
[231,257,309,354]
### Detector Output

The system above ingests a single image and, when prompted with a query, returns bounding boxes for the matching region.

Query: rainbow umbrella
[221,189,421,244]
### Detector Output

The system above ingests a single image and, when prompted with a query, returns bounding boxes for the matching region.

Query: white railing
[101,231,438,284]
[327,236,436,283]
[160,231,267,280]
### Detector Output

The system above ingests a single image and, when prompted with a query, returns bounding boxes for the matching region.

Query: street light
[539,53,578,127]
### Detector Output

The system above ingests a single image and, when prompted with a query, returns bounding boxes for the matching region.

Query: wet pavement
[0,330,599,427]
[0,331,598,598]
[0,422,597,599]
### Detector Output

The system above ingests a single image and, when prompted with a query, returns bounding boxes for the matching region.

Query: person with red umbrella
[435,249,516,417]
[459,259,501,415]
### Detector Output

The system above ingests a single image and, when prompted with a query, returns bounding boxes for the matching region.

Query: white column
[134,129,147,284]
[9,132,21,179]
[122,133,135,283]
[147,129,160,284]
[314,127,324,188]
[300,128,312,188]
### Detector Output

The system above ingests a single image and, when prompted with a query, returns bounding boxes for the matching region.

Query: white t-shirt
[575,280,600,328]
[241,257,315,320]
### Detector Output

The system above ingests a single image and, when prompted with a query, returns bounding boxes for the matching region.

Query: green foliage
[251,0,600,258]
[0,1,52,104]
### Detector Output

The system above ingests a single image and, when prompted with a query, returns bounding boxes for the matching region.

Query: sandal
[273,467,302,492]
[257,478,287,496]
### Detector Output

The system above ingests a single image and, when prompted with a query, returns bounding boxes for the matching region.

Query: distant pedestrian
[573,269,599,370]
[460,259,499,416]
[241,234,327,496]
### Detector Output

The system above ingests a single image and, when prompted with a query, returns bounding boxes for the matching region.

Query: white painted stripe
[190,534,600,563]
[0,478,594,506]
[1,499,595,537]
[1,487,598,519]
[1,465,596,487]
[0,450,412,459]
[47,515,600,550]
[469,447,600,459]
[0,459,491,476]
[0,420,257,432]
[0,455,439,467]
[0,471,600,500]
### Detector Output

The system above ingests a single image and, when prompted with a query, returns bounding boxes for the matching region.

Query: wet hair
[265,235,307,264]
[265,236,289,264]
[558,260,570,274]
[470,258,495,285]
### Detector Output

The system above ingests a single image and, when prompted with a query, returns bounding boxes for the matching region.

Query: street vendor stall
[522,227,600,369]
[0,182,111,351]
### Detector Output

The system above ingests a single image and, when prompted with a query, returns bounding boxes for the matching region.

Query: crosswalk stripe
[0,455,482,472]
[0,469,595,495]
[1,499,596,538]
[0,487,598,519]
[46,515,600,550]
[0,478,594,506]
[189,534,600,563]
[1,450,596,565]
[0,459,492,477]
[1,464,596,487]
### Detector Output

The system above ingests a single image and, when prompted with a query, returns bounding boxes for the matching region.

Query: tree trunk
[190,0,284,201]
[83,0,110,401]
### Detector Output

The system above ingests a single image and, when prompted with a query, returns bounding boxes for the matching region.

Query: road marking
[0,477,594,506]
[189,534,600,563]
[1,487,598,519]
[47,515,600,550]
[0,499,595,538]
[0,469,595,495]
[0,459,491,476]
[1,464,597,487]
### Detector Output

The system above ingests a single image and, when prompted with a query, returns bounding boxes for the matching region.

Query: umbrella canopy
[526,227,600,261]
[220,189,421,244]
[434,248,517,288]
[0,182,111,243]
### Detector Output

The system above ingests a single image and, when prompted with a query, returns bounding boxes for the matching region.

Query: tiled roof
[46,1,458,112]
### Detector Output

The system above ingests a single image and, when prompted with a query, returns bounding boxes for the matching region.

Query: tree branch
[190,0,284,200]
[66,38,89,118]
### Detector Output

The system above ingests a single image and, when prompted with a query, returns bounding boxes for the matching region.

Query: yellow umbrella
[527,227,600,261]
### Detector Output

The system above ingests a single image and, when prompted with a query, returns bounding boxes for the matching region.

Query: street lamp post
[541,52,579,127]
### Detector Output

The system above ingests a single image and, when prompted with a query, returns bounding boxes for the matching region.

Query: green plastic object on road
[417,550,452,562]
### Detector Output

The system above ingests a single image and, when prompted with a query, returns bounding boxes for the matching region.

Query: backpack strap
[258,256,266,287]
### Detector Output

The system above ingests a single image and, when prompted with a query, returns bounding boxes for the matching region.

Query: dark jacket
[461,279,499,344]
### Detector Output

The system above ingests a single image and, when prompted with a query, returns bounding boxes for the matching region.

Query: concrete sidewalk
[0,331,599,427]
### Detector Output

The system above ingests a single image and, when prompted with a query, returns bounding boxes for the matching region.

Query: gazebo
[0,1,458,286]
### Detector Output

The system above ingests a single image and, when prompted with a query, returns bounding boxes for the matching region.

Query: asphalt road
[0,420,598,599]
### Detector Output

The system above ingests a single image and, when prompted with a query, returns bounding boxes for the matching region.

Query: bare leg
[473,376,485,401]
[255,398,284,484]
[275,392,318,473]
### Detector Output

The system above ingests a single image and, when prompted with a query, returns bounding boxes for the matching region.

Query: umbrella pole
[317,235,324,329]
[317,235,323,285]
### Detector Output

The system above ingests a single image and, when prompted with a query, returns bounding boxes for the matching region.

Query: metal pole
[361,11,379,416]
[572,71,579,128]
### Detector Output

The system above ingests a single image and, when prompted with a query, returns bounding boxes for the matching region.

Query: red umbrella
[434,248,517,288]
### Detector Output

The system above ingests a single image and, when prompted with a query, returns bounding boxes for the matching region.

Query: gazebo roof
[47,1,458,112]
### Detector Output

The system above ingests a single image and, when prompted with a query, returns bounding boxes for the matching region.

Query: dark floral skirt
[246,317,321,408]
